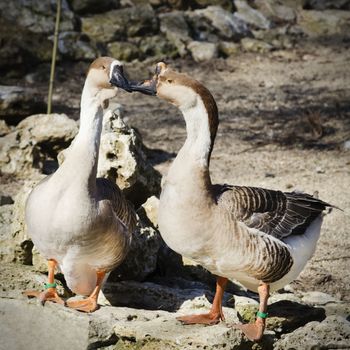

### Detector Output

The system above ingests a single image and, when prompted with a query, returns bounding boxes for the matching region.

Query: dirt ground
[4,40,350,301]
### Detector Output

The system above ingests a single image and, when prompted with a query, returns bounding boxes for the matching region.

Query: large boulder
[234,0,272,30]
[81,4,158,43]
[297,9,350,38]
[0,0,75,35]
[0,86,46,124]
[0,113,78,177]
[96,108,161,206]
[274,316,350,350]
[58,31,98,60]
[67,0,119,14]
[187,6,250,41]
[159,11,192,57]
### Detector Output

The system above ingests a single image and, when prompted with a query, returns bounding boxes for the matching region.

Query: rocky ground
[1,0,350,349]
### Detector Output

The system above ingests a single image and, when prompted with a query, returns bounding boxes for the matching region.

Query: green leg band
[44,282,57,289]
[256,311,268,319]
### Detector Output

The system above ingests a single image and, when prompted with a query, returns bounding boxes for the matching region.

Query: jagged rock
[234,0,272,30]
[219,41,241,56]
[159,11,191,57]
[188,41,218,62]
[0,0,75,35]
[81,5,158,43]
[303,0,350,10]
[96,108,161,206]
[0,120,10,136]
[236,299,325,334]
[110,224,162,281]
[0,181,41,265]
[297,9,350,38]
[274,316,350,350]
[0,86,46,124]
[107,41,140,61]
[241,38,273,53]
[139,195,159,227]
[67,0,118,14]
[188,6,250,41]
[0,114,78,177]
[192,0,233,11]
[58,31,98,60]
[135,34,178,60]
[0,17,53,71]
[300,291,340,305]
[0,205,14,263]
[254,0,296,23]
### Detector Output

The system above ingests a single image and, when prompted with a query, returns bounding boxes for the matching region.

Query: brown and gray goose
[112,62,334,341]
[24,57,137,312]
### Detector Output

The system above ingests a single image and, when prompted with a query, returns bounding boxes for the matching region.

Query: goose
[111,62,334,341]
[23,57,137,312]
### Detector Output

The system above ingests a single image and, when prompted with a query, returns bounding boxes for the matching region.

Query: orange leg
[234,283,269,342]
[66,271,105,313]
[23,259,64,306]
[177,276,228,325]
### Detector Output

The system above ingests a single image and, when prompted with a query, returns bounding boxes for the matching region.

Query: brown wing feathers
[216,185,332,240]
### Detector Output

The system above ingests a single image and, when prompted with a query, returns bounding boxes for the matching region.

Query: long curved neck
[168,95,218,190]
[58,79,103,191]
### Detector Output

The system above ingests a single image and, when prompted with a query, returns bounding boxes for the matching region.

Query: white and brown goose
[113,62,334,341]
[24,57,137,312]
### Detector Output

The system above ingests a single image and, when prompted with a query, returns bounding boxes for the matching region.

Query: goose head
[85,57,132,108]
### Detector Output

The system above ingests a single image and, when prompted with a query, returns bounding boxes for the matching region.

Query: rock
[0,0,75,35]
[0,86,46,124]
[236,299,325,334]
[301,291,340,305]
[274,316,350,350]
[107,41,140,61]
[58,31,98,61]
[81,5,158,43]
[192,0,233,11]
[0,17,53,72]
[297,9,350,38]
[0,263,66,299]
[241,38,273,53]
[188,41,218,62]
[303,0,350,10]
[189,6,250,41]
[96,108,161,207]
[110,224,162,281]
[343,140,350,151]
[0,205,14,263]
[159,11,191,57]
[139,195,159,227]
[234,0,272,30]
[254,0,296,23]
[136,34,178,60]
[0,120,10,136]
[67,0,118,14]
[219,41,241,57]
[0,114,78,177]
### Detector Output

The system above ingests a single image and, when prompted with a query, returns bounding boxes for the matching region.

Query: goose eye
[167,79,173,83]
[102,65,106,70]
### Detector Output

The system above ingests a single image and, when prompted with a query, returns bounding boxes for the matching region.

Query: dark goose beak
[110,64,157,96]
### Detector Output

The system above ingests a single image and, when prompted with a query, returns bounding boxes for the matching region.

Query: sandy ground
[2,41,350,300]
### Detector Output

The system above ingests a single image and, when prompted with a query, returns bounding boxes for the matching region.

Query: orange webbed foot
[23,288,65,306]
[177,312,223,326]
[233,321,265,342]
[66,297,98,313]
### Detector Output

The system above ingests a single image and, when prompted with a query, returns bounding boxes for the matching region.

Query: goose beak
[127,62,166,95]
[109,64,133,92]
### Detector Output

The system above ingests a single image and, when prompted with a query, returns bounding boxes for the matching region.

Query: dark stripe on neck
[186,80,219,164]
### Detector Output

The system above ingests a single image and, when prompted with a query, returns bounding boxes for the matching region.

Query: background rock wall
[0,1,350,349]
